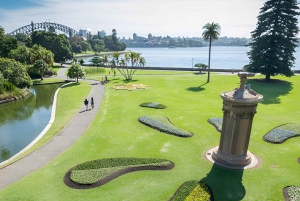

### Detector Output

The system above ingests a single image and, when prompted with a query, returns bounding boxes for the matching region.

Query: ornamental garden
[0,71,299,201]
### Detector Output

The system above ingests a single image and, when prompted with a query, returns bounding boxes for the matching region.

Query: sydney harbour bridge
[9,22,79,38]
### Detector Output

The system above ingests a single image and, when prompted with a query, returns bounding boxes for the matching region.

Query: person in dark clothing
[91,97,94,109]
[84,99,89,111]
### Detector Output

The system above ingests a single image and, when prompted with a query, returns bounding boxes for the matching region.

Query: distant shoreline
[73,50,130,58]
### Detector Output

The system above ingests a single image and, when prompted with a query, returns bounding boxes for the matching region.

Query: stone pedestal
[209,72,263,169]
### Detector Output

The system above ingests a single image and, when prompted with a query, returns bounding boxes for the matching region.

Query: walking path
[0,66,104,190]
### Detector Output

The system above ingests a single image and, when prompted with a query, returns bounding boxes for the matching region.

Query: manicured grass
[32,78,65,85]
[0,73,300,200]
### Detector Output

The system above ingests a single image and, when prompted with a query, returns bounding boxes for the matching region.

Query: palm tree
[139,57,146,67]
[202,22,221,83]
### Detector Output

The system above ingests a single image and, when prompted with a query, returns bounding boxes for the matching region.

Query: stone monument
[207,72,263,169]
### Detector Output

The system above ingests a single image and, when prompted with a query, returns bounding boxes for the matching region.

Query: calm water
[82,46,300,70]
[0,84,61,163]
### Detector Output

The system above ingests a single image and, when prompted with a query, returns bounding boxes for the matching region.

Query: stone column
[210,72,263,168]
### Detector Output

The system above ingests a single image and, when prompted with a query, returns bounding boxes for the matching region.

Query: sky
[0,0,277,39]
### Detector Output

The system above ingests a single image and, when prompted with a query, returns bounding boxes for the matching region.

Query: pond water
[0,84,62,163]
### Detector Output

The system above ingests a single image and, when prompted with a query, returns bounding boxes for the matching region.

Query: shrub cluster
[140,102,167,109]
[263,124,300,143]
[207,117,223,132]
[170,180,212,201]
[139,116,193,137]
[286,186,300,201]
[84,67,106,75]
[70,157,171,185]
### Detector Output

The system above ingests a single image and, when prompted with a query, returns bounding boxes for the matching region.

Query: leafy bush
[70,157,172,185]
[84,67,106,75]
[3,81,16,91]
[208,117,222,132]
[286,186,300,201]
[140,102,167,109]
[263,124,300,143]
[138,116,193,137]
[170,180,213,201]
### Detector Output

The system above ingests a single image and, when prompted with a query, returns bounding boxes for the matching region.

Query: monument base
[205,147,259,170]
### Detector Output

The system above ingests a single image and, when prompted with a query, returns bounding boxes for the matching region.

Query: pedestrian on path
[84,98,89,111]
[91,97,94,109]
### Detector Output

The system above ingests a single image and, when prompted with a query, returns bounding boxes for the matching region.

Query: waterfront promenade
[0,67,105,190]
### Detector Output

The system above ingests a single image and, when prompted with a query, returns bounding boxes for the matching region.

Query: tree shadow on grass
[122,79,138,83]
[186,82,207,92]
[200,164,245,201]
[61,82,80,88]
[247,79,293,104]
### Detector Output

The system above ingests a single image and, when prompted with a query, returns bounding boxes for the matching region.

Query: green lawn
[0,72,299,200]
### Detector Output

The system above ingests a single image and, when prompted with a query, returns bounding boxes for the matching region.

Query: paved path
[0,66,104,190]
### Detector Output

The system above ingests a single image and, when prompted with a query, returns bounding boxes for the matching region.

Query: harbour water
[81,46,300,70]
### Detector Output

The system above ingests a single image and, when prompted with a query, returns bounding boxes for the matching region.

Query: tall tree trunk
[207,37,212,83]
[265,73,270,81]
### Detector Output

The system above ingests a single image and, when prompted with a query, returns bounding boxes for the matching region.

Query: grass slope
[0,73,299,200]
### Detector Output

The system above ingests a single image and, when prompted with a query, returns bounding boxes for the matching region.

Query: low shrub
[207,117,222,132]
[3,81,16,91]
[170,180,213,201]
[263,124,300,144]
[140,102,167,109]
[286,186,300,201]
[84,67,106,75]
[69,157,172,185]
[138,116,193,137]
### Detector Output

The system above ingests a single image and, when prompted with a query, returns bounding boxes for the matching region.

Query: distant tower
[133,33,137,41]
[79,29,87,39]
[148,33,152,41]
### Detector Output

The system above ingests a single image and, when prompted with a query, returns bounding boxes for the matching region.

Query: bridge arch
[9,22,79,38]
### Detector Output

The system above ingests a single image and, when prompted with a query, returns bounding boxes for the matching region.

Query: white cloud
[0,0,268,38]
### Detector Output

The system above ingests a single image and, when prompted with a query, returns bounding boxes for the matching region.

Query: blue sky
[0,0,281,38]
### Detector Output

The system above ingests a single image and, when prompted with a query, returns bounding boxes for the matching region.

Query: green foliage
[245,0,299,81]
[0,27,18,58]
[139,102,167,109]
[70,158,172,185]
[3,81,16,91]
[67,63,85,83]
[208,117,222,132]
[139,116,193,137]
[263,124,300,143]
[33,59,48,80]
[287,186,300,201]
[31,30,73,62]
[103,30,126,51]
[83,67,105,75]
[89,56,104,68]
[170,181,212,201]
[0,57,32,88]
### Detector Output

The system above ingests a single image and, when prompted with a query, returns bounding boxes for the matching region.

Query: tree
[202,22,221,83]
[80,41,92,53]
[194,63,208,73]
[31,31,72,62]
[89,56,103,68]
[0,27,18,58]
[115,52,144,80]
[0,57,32,88]
[67,63,85,83]
[33,59,48,80]
[244,0,299,81]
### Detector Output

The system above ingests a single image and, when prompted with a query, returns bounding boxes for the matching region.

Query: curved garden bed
[263,124,300,144]
[207,117,222,133]
[283,186,300,201]
[138,115,193,137]
[139,102,167,109]
[64,157,174,189]
[169,180,213,201]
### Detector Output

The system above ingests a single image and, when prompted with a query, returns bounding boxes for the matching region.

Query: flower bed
[112,84,149,90]
[138,116,193,137]
[64,157,174,189]
[139,102,167,109]
[207,117,222,133]
[263,124,300,144]
[283,186,300,201]
[169,180,213,201]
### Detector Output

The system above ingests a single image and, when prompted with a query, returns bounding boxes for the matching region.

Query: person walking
[91,97,94,109]
[84,98,89,111]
